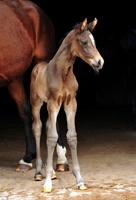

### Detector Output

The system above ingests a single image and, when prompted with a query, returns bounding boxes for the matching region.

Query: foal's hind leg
[31,99,43,181]
[30,73,43,180]
[64,98,87,190]
[7,77,36,171]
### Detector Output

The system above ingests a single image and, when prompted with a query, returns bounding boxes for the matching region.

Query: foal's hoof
[78,184,87,190]
[43,186,52,193]
[51,173,57,180]
[15,159,33,172]
[34,174,42,181]
[56,163,69,172]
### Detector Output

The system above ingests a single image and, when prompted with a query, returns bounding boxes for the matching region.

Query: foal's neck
[53,31,76,77]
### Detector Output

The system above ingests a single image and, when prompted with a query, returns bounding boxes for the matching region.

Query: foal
[30,18,104,192]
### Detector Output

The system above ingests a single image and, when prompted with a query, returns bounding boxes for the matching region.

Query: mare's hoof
[43,186,52,193]
[78,184,87,190]
[15,164,32,172]
[15,159,33,172]
[56,163,69,172]
[34,174,42,181]
[51,173,57,180]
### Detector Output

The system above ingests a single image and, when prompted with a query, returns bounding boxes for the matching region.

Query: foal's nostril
[98,60,101,66]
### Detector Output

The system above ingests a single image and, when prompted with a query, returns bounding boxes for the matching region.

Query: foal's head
[72,18,104,71]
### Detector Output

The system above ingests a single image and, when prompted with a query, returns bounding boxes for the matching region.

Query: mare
[30,18,104,192]
[0,0,68,172]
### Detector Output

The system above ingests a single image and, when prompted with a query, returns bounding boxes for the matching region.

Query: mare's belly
[0,73,12,87]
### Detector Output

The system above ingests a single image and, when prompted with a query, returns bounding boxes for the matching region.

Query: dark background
[35,1,136,109]
[1,1,136,118]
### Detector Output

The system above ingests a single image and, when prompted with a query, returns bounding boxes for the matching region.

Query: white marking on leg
[89,33,95,47]
[43,178,52,188]
[56,144,68,164]
[19,159,33,168]
[77,182,86,187]
[52,169,56,175]
[45,164,56,177]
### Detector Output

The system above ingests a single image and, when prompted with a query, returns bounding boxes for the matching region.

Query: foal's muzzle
[92,57,104,71]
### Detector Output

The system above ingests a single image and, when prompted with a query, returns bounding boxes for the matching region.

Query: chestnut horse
[0,0,67,172]
[30,18,104,192]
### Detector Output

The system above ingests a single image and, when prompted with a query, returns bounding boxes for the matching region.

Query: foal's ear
[75,18,87,34]
[87,18,97,32]
[81,18,87,32]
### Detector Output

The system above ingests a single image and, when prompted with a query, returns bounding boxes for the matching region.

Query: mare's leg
[7,77,36,171]
[43,100,60,192]
[56,121,69,172]
[64,98,87,190]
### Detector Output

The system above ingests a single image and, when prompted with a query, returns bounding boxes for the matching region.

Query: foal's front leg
[43,100,60,192]
[64,98,87,190]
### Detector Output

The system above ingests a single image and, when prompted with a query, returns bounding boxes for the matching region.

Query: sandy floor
[1,107,136,199]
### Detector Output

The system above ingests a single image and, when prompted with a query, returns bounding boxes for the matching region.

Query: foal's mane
[59,21,84,45]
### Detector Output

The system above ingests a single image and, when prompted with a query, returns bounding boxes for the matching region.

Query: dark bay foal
[30,18,104,192]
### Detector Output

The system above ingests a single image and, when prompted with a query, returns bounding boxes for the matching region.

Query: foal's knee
[47,134,58,148]
[46,119,58,147]
[66,132,77,148]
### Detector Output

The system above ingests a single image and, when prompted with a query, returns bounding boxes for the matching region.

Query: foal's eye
[81,41,87,46]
